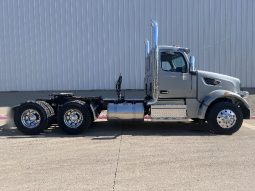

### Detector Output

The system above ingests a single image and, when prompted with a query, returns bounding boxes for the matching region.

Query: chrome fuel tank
[107,103,144,120]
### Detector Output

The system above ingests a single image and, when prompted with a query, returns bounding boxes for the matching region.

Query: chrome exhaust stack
[147,20,159,105]
[151,20,158,48]
[145,40,150,57]
[145,20,158,56]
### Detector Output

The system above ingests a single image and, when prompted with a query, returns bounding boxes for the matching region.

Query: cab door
[158,51,192,99]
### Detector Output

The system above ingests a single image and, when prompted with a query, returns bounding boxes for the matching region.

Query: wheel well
[205,97,250,120]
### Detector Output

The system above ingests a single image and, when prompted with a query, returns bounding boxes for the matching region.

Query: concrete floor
[0,90,255,190]
[1,120,255,191]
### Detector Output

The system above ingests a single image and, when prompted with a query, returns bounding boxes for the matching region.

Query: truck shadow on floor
[0,121,214,139]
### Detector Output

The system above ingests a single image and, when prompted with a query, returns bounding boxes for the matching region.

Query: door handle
[160,90,168,94]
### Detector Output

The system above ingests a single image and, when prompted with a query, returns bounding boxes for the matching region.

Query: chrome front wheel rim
[216,109,237,129]
[21,109,41,128]
[64,109,83,128]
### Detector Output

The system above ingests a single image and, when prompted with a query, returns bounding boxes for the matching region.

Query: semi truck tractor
[12,21,250,135]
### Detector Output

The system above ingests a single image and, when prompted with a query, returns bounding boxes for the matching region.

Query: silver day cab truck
[13,21,250,135]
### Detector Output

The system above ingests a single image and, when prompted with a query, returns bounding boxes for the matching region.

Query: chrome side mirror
[189,56,196,73]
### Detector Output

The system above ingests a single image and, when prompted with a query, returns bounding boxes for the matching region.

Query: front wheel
[207,102,243,135]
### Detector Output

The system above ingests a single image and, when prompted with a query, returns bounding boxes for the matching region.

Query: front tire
[207,102,243,135]
[57,101,92,135]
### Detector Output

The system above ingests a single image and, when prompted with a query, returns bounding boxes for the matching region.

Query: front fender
[198,90,250,119]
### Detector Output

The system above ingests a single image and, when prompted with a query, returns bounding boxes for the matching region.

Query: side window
[161,52,187,73]
[161,61,171,71]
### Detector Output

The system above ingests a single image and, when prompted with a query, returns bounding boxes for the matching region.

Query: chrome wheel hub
[64,109,83,128]
[21,109,41,128]
[216,109,237,128]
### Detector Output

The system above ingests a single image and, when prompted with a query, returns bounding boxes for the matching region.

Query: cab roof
[158,45,190,54]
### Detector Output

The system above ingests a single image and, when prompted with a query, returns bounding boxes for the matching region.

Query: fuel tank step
[150,104,187,121]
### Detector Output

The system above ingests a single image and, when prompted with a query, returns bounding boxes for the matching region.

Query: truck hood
[197,70,241,92]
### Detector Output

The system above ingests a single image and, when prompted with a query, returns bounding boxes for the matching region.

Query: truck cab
[143,21,250,134]
[145,45,194,99]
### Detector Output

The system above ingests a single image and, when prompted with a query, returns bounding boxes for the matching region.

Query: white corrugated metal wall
[0,0,254,91]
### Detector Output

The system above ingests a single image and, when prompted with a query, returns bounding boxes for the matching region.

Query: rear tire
[14,101,50,135]
[36,101,55,124]
[57,100,92,135]
[207,102,243,135]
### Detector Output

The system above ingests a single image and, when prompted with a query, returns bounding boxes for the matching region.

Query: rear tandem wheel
[57,100,92,135]
[14,101,54,135]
